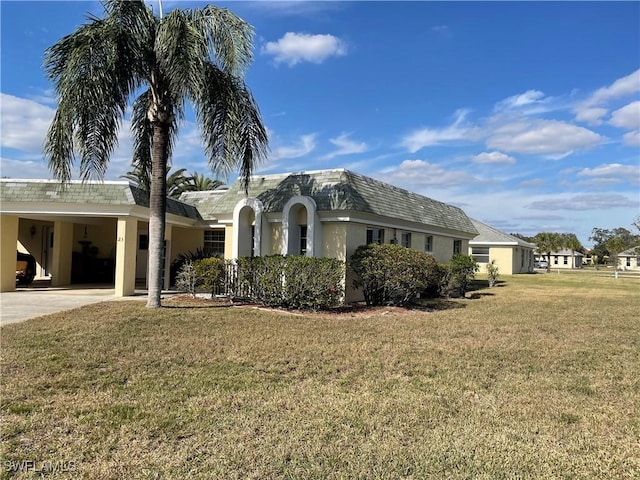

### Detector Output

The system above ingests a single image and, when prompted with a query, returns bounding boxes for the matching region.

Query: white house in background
[535,249,584,269]
[618,246,640,271]
[468,219,535,274]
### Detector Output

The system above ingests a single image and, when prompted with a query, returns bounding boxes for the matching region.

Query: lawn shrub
[486,259,499,287]
[350,243,439,306]
[170,248,210,286]
[238,255,344,310]
[194,257,225,298]
[175,260,198,298]
[439,254,479,298]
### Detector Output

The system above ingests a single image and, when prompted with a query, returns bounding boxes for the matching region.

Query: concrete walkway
[0,285,174,326]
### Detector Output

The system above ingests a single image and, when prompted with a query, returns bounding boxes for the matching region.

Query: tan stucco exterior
[1,215,19,292]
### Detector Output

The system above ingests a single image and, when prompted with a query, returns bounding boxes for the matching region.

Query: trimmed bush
[350,243,439,306]
[238,255,344,310]
[194,257,225,298]
[439,254,479,298]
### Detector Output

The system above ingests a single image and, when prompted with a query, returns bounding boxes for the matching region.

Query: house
[468,219,535,274]
[535,249,584,269]
[617,246,640,271]
[1,169,478,302]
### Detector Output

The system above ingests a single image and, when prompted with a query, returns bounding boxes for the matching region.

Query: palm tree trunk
[146,122,169,308]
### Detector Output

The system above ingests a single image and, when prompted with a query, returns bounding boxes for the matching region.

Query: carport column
[0,215,19,292]
[51,221,73,287]
[163,224,172,290]
[115,217,137,297]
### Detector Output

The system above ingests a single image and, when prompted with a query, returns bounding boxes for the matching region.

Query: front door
[41,225,53,278]
[136,233,149,283]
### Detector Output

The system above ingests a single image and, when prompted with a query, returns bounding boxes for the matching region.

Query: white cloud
[494,90,546,111]
[400,109,477,153]
[262,32,347,66]
[324,133,367,159]
[270,133,316,160]
[526,194,638,211]
[609,101,640,130]
[574,69,640,125]
[378,159,481,188]
[472,151,516,165]
[0,93,54,152]
[486,119,603,157]
[623,130,640,147]
[577,163,640,187]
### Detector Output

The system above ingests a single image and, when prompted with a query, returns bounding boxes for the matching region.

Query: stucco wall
[171,227,203,262]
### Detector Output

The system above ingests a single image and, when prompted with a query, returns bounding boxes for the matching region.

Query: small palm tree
[121,165,192,199]
[44,0,268,307]
[534,232,563,272]
[190,171,224,191]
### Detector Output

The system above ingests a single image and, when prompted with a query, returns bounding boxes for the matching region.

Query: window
[204,230,225,257]
[401,232,411,248]
[563,256,568,265]
[299,225,308,256]
[453,239,462,254]
[627,257,631,267]
[366,228,385,245]
[553,256,558,265]
[471,247,489,263]
[425,235,433,252]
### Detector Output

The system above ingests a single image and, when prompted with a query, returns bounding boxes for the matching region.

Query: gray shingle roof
[194,169,477,235]
[469,219,536,248]
[619,246,640,256]
[0,179,201,219]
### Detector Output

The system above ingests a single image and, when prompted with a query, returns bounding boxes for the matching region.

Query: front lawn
[1,274,639,479]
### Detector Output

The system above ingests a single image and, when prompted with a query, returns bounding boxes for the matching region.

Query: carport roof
[469,218,536,248]
[0,179,201,219]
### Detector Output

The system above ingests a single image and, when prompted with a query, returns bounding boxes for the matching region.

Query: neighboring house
[617,246,640,271]
[468,219,535,274]
[1,169,478,302]
[535,249,584,269]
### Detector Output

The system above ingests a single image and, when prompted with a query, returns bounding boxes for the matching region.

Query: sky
[1,1,639,247]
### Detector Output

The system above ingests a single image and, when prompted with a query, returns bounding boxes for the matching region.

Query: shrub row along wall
[237,255,344,310]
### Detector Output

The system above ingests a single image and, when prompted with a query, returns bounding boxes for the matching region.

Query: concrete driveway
[0,285,151,326]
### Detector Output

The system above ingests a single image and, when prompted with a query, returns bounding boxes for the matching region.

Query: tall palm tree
[43,0,268,308]
[190,171,224,191]
[534,232,564,272]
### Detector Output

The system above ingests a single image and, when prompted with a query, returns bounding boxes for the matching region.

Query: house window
[553,256,559,265]
[401,232,411,248]
[204,230,225,257]
[471,247,489,263]
[299,225,308,256]
[453,239,462,254]
[425,235,433,252]
[563,256,568,265]
[626,257,631,267]
[366,228,385,245]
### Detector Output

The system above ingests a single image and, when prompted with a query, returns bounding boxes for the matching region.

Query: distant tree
[561,233,583,269]
[510,233,534,243]
[534,232,563,272]
[190,171,224,191]
[121,166,192,199]
[589,226,640,264]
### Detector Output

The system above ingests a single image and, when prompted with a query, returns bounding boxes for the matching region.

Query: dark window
[563,256,568,265]
[401,232,411,248]
[204,230,225,257]
[453,240,462,254]
[471,247,489,263]
[138,234,149,250]
[425,235,433,252]
[366,228,385,245]
[300,225,308,256]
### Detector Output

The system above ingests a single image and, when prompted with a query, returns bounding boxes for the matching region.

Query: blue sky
[1,1,639,246]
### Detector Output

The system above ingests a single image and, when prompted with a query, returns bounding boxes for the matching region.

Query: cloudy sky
[1,1,639,246]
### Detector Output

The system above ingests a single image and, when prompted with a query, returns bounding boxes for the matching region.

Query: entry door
[41,225,53,277]
[136,233,149,281]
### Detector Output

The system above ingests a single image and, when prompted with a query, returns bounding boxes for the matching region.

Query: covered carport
[1,179,202,297]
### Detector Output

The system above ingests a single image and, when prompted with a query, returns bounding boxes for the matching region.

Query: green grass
[1,274,639,479]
